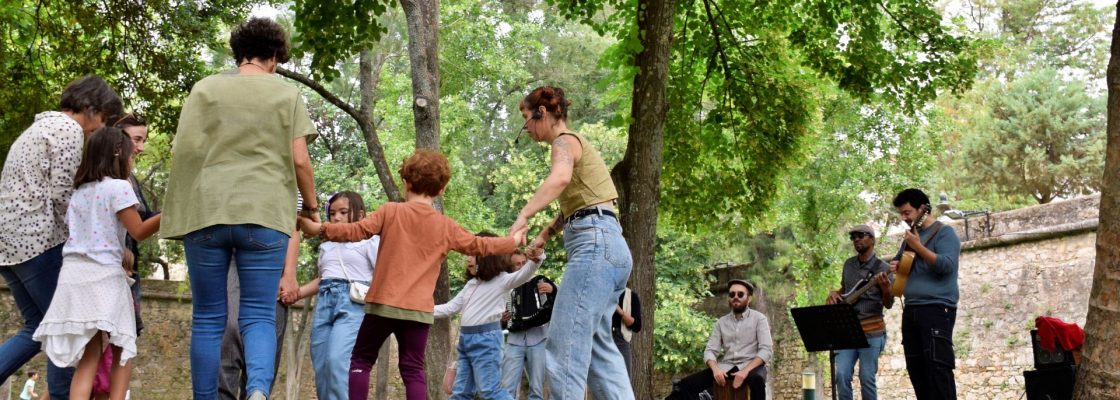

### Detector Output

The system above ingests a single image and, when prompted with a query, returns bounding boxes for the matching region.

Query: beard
[730,301,748,314]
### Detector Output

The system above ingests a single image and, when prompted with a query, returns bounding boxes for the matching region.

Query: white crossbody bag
[336,247,370,304]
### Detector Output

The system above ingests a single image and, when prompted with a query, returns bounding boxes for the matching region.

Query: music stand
[791,304,869,400]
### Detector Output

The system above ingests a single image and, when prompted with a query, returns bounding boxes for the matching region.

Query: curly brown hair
[229,17,291,64]
[398,149,451,197]
[521,86,572,120]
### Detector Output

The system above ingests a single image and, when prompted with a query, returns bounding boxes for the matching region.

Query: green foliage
[932,0,1108,209]
[757,89,942,305]
[653,277,713,371]
[650,225,718,373]
[552,0,977,232]
[0,0,260,165]
[957,69,1104,204]
[290,0,393,81]
[965,0,1110,81]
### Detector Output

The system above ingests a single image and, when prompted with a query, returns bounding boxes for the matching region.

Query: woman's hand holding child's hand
[298,216,322,239]
[509,225,529,246]
[525,245,544,263]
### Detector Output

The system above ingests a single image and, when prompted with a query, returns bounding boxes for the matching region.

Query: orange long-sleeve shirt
[322,201,517,322]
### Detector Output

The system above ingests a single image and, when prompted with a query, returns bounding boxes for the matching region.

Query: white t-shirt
[318,237,379,282]
[20,378,35,400]
[434,254,545,327]
[61,177,139,265]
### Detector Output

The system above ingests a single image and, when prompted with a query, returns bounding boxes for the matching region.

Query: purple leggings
[349,313,431,400]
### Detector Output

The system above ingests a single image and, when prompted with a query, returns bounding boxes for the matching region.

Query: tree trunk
[399,1,448,398]
[1073,1,1120,398]
[375,339,392,400]
[401,0,441,151]
[610,0,677,398]
[284,295,315,400]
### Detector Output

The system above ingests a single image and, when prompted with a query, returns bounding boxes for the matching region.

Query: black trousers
[902,305,957,400]
[665,365,766,400]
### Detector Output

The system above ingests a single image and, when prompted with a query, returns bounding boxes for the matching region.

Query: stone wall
[1,279,411,399]
[696,195,1098,399]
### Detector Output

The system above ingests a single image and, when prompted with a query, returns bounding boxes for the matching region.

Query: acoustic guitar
[890,204,930,298]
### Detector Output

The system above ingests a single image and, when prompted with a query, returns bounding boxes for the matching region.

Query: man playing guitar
[888,189,962,400]
[826,224,893,400]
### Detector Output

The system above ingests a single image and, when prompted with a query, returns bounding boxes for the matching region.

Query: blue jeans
[452,324,512,400]
[501,340,547,400]
[309,279,365,400]
[547,214,633,400]
[0,244,74,399]
[184,224,288,399]
[835,334,887,400]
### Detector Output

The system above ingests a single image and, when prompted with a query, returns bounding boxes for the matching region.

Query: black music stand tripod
[791,303,869,400]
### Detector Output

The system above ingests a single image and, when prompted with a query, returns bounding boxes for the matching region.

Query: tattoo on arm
[551,136,575,169]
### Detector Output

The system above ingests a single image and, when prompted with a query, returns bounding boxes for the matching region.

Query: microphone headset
[514,108,544,145]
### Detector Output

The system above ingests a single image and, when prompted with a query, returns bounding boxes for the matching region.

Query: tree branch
[277,67,367,126]
[878,1,929,47]
[702,0,733,85]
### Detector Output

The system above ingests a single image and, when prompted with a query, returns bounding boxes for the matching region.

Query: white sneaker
[247,391,267,400]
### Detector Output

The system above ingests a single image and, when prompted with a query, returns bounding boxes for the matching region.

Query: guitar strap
[922,222,943,247]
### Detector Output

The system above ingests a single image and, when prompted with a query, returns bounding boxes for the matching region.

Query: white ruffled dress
[32,177,139,367]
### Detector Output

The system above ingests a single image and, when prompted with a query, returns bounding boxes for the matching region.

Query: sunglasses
[849,233,870,241]
[112,112,146,128]
[728,291,748,299]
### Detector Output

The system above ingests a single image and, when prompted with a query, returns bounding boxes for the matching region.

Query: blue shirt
[894,222,961,308]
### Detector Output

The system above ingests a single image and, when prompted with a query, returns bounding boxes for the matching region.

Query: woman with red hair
[510,86,634,399]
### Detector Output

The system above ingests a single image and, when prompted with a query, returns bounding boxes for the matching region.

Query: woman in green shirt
[510,86,634,399]
[162,18,320,400]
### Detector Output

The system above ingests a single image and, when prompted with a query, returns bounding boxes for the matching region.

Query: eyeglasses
[849,233,869,241]
[728,291,748,299]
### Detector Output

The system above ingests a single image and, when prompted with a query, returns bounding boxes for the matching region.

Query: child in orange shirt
[297,149,526,400]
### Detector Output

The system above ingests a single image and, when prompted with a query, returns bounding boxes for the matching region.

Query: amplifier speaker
[1024,365,1076,400]
[1031,329,1074,369]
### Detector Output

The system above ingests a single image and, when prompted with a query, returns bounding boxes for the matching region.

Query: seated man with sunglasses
[665,279,772,400]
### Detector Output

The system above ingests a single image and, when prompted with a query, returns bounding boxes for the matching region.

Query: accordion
[506,275,556,332]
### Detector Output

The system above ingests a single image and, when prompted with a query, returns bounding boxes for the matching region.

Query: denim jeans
[547,214,633,400]
[835,334,886,400]
[452,323,512,400]
[0,244,74,399]
[501,340,547,400]
[219,265,289,400]
[184,224,288,399]
[309,279,365,400]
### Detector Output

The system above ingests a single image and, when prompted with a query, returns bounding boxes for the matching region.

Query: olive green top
[162,72,317,239]
[556,132,618,217]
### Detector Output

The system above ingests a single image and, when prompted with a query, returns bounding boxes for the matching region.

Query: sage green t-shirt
[162,72,317,239]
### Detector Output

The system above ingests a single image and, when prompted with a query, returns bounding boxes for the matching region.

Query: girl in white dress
[32,126,161,400]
